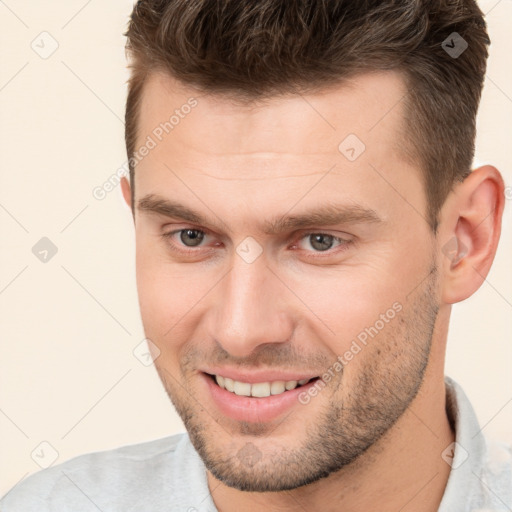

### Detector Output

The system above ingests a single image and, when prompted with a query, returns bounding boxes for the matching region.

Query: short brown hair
[124,0,490,231]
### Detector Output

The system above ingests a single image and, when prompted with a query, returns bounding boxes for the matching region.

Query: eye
[161,228,213,253]
[293,232,352,255]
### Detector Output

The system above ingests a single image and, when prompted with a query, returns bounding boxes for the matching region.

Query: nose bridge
[211,250,292,357]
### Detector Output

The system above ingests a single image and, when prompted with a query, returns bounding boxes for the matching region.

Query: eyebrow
[137,193,382,235]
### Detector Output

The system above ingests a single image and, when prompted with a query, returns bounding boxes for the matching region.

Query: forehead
[132,70,426,232]
[137,70,410,164]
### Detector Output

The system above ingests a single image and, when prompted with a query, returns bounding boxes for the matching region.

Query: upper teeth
[215,375,310,397]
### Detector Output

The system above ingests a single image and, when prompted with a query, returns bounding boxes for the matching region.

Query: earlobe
[440,165,505,304]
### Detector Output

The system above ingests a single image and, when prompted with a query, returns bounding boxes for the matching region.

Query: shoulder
[479,438,512,505]
[441,377,512,510]
[0,433,187,512]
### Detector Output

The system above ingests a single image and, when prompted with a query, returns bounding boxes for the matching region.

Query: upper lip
[201,367,318,384]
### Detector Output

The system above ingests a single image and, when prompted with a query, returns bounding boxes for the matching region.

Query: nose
[208,249,294,358]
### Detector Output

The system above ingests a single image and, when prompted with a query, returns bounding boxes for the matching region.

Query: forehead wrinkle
[189,170,336,182]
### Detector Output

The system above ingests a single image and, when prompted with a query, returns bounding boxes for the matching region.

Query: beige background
[0,0,511,497]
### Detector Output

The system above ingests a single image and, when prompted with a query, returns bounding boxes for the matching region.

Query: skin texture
[121,70,505,512]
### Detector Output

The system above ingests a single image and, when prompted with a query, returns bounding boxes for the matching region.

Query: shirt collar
[438,375,488,511]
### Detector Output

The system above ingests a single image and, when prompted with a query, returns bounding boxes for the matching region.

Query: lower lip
[201,372,318,423]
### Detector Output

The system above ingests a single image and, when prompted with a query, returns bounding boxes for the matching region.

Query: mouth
[200,369,323,422]
[205,372,320,398]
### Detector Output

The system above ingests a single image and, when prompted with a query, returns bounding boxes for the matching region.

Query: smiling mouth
[205,372,320,398]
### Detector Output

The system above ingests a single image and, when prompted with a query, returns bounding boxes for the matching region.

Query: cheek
[291,274,408,388]
[135,241,214,339]
[285,259,404,353]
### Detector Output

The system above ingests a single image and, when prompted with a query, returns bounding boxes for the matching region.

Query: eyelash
[160,227,353,259]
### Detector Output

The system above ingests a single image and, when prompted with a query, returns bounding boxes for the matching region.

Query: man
[1,0,510,510]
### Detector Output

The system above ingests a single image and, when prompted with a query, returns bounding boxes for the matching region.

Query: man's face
[129,70,441,491]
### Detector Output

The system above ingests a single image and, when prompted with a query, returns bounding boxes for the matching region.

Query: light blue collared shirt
[439,376,511,511]
[1,376,510,511]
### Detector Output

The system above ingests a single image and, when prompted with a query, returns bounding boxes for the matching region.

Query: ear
[439,165,505,304]
[121,176,132,209]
